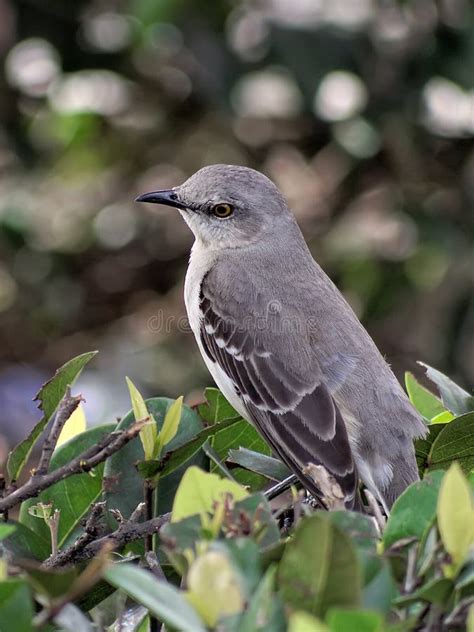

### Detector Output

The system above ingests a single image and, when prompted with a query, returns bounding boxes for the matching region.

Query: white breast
[184,242,249,420]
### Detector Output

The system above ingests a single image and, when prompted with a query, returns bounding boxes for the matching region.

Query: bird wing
[199,268,358,508]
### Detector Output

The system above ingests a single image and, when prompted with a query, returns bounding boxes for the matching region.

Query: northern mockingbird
[137,164,426,511]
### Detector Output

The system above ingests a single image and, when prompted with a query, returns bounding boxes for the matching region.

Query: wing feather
[199,274,358,508]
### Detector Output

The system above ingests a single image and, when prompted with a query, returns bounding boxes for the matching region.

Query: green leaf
[186,549,245,626]
[393,577,453,606]
[104,563,206,632]
[383,471,444,549]
[126,377,158,460]
[437,463,474,576]
[362,560,396,616]
[135,459,161,479]
[468,606,474,632]
[456,554,474,594]
[159,415,242,479]
[278,514,361,618]
[428,412,474,473]
[326,609,383,632]
[20,424,115,550]
[161,492,280,556]
[156,395,183,456]
[0,525,15,541]
[212,419,272,490]
[415,424,447,473]
[103,398,206,523]
[198,388,241,424]
[405,372,446,421]
[289,612,328,632]
[419,362,474,416]
[7,351,97,482]
[0,580,34,632]
[2,521,51,561]
[22,564,78,599]
[431,411,455,424]
[326,512,381,592]
[171,466,248,522]
[217,538,262,596]
[227,447,290,482]
[238,567,286,632]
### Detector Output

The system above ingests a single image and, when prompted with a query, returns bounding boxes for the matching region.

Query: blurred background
[0,0,473,452]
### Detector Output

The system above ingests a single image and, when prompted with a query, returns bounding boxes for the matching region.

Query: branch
[44,511,170,568]
[36,388,84,476]
[264,474,298,501]
[0,420,147,513]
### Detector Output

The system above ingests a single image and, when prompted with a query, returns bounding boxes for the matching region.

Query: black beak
[135,189,187,210]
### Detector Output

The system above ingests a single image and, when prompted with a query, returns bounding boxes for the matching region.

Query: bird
[136,164,427,512]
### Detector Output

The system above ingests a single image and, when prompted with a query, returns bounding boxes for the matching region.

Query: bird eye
[211,203,234,218]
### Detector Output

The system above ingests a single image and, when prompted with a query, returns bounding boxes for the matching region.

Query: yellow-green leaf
[156,396,183,456]
[171,466,248,523]
[126,377,157,460]
[405,371,447,421]
[288,612,329,632]
[437,463,474,577]
[431,410,455,424]
[56,404,87,447]
[467,605,474,632]
[185,550,244,627]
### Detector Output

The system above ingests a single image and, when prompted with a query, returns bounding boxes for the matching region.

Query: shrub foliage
[0,353,473,631]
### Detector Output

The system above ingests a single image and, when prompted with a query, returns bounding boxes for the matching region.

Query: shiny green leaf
[20,423,115,550]
[159,415,241,479]
[171,466,248,522]
[278,514,361,618]
[428,412,474,473]
[405,371,446,420]
[227,447,290,482]
[198,388,241,425]
[326,609,383,632]
[0,580,34,632]
[437,463,474,576]
[104,563,206,632]
[420,362,474,416]
[126,376,158,460]
[104,398,205,522]
[383,471,444,548]
[156,395,183,455]
[7,351,97,483]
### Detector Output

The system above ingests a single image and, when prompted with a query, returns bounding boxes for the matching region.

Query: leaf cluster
[0,354,473,631]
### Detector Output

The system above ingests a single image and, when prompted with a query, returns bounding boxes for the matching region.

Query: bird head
[136,164,294,249]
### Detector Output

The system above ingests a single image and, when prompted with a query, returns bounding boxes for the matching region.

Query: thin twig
[0,419,147,513]
[145,551,167,582]
[264,474,298,501]
[144,481,155,555]
[36,388,83,476]
[47,502,107,565]
[129,502,146,523]
[35,547,111,626]
[44,512,171,568]
[404,544,418,595]
[0,475,7,522]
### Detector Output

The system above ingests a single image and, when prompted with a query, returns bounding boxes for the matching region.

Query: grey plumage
[136,164,427,511]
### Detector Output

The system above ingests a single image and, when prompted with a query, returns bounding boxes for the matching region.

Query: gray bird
[136,164,426,511]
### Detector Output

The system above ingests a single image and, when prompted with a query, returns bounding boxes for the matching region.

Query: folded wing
[199,273,359,508]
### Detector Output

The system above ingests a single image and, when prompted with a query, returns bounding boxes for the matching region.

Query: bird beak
[135,189,187,210]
